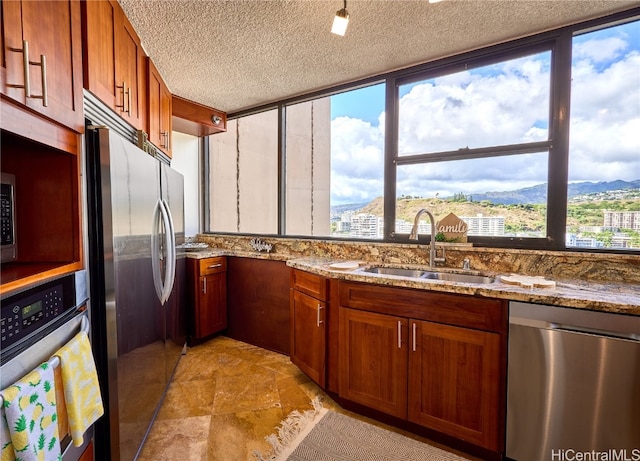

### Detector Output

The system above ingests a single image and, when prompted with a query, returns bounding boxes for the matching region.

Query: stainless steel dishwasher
[507,301,640,460]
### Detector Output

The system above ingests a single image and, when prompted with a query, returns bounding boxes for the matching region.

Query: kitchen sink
[362,267,429,278]
[421,272,495,284]
[360,266,495,284]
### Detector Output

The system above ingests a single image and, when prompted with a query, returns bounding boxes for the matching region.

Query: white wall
[171,131,200,237]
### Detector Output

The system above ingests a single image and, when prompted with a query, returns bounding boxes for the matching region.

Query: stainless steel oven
[1,271,92,461]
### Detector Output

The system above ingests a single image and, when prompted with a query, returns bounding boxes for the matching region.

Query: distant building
[611,234,633,248]
[461,214,505,236]
[566,233,604,248]
[603,210,640,231]
[350,214,382,238]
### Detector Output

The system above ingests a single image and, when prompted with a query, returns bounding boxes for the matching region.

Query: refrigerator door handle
[161,199,177,302]
[152,199,173,304]
[151,199,164,303]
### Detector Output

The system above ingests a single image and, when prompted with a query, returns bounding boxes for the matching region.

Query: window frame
[205,7,640,255]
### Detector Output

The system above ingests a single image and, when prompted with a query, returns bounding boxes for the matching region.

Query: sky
[329,19,640,206]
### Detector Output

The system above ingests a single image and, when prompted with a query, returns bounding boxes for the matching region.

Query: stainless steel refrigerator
[85,127,186,461]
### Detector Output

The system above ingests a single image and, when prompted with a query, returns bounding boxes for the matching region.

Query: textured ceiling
[119,0,638,115]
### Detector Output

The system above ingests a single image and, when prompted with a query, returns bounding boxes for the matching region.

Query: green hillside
[357,196,640,234]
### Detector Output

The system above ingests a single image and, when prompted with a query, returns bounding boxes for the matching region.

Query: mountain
[330,201,371,216]
[467,180,640,205]
[330,180,640,215]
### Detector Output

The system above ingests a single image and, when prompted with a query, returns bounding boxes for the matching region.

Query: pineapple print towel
[0,362,61,461]
[1,407,15,461]
[55,331,103,447]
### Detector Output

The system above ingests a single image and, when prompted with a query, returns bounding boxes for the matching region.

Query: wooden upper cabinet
[147,58,172,157]
[2,0,84,132]
[82,0,146,130]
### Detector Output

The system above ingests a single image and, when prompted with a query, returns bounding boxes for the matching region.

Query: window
[284,84,385,239]
[208,110,279,233]
[393,49,553,241]
[567,20,640,249]
[205,11,639,253]
[398,54,551,156]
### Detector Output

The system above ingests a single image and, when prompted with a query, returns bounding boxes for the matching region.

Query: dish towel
[1,407,15,461]
[54,331,104,447]
[0,362,61,461]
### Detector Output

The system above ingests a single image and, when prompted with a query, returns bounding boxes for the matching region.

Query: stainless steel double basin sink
[359,266,495,284]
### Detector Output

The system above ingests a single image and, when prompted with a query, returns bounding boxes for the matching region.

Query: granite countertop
[287,257,640,316]
[184,248,640,316]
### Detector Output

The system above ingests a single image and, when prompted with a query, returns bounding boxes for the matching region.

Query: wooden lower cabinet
[227,258,290,354]
[408,320,501,451]
[79,441,94,461]
[187,257,227,341]
[339,308,408,419]
[336,281,506,453]
[290,290,326,386]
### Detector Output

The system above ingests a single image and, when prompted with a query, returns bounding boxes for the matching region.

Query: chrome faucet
[409,208,445,268]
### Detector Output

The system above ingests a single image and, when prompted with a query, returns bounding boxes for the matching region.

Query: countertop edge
[184,250,640,315]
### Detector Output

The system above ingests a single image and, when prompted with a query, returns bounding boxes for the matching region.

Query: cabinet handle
[412,323,417,352]
[127,86,132,116]
[397,320,402,349]
[116,81,127,112]
[207,263,222,269]
[161,130,170,148]
[202,277,207,294]
[30,53,47,107]
[317,304,324,327]
[7,40,48,107]
[7,40,31,97]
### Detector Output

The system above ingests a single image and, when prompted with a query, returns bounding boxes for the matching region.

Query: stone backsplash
[195,234,640,284]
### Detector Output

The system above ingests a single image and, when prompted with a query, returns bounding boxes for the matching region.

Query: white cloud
[330,27,640,205]
[573,36,628,63]
[330,116,384,203]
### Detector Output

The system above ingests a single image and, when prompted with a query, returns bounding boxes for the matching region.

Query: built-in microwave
[1,172,17,262]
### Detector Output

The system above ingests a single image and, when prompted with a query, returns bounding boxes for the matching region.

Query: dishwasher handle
[550,323,640,341]
[510,315,639,341]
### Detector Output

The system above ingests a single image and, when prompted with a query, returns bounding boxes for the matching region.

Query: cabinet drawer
[291,269,327,301]
[338,281,506,333]
[199,257,226,275]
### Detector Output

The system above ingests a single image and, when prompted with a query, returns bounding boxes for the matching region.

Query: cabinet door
[339,308,408,419]
[2,0,83,132]
[226,258,291,354]
[147,58,172,157]
[195,272,227,338]
[290,290,326,386]
[82,0,117,108]
[114,8,145,130]
[82,0,145,130]
[408,320,501,451]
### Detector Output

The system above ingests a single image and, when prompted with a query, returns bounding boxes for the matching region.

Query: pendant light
[331,0,349,36]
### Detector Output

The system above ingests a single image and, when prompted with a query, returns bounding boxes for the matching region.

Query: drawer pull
[317,304,324,327]
[207,263,222,269]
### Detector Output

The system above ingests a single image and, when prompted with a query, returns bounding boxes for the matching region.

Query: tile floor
[136,335,477,461]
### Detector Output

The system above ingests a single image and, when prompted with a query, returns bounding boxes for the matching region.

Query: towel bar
[0,314,90,406]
